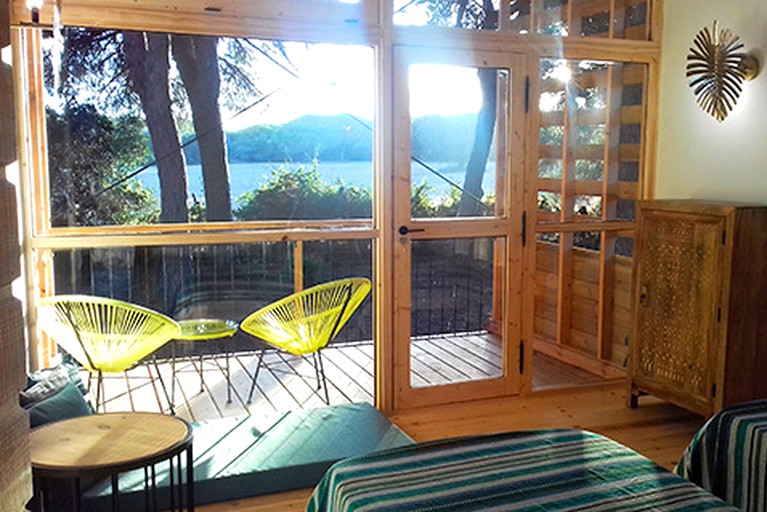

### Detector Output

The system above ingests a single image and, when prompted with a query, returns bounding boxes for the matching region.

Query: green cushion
[28,381,94,428]
[83,403,414,509]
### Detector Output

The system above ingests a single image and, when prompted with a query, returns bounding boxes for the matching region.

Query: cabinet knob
[639,285,649,306]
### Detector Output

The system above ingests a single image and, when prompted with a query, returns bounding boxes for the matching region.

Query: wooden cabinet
[628,200,767,417]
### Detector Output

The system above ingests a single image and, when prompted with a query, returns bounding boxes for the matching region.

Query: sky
[224,42,484,131]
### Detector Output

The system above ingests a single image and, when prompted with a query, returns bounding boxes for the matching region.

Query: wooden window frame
[10,0,662,413]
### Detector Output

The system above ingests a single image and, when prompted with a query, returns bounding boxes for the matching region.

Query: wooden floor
[196,382,706,512]
[90,335,705,511]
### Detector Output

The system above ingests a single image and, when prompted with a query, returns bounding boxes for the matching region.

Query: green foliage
[234,164,483,221]
[234,162,372,220]
[187,114,480,166]
[189,194,207,222]
[47,104,159,226]
[223,115,372,165]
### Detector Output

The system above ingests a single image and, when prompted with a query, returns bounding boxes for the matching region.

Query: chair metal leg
[225,347,232,403]
[246,350,265,403]
[95,370,104,413]
[198,355,204,394]
[316,350,329,405]
[312,353,322,390]
[151,356,175,415]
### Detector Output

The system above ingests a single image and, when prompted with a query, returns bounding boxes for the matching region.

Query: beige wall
[656,0,767,202]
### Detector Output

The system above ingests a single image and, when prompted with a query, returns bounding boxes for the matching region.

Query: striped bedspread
[308,429,735,511]
[676,399,767,512]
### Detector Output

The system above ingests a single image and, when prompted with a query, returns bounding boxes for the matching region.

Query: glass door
[392,47,527,409]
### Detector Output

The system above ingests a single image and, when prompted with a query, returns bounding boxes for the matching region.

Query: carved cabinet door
[631,209,725,415]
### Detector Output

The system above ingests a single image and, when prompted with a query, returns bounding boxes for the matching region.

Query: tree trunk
[123,31,188,223]
[124,31,187,312]
[458,0,498,217]
[459,67,497,216]
[172,34,233,221]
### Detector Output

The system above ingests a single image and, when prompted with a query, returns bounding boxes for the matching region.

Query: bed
[307,428,735,511]
[676,399,767,512]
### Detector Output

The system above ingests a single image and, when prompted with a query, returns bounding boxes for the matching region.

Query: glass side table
[170,319,239,411]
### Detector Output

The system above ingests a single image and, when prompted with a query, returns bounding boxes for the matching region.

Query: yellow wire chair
[239,277,371,404]
[37,295,181,412]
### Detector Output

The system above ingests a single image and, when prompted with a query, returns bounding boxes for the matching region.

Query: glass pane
[538,192,561,213]
[569,231,601,356]
[538,58,646,223]
[509,0,651,40]
[394,0,501,30]
[50,241,375,409]
[509,0,532,34]
[539,159,562,179]
[574,195,602,217]
[45,29,374,226]
[572,0,611,37]
[52,240,373,337]
[410,238,503,387]
[393,0,651,39]
[619,0,650,40]
[534,231,601,356]
[575,160,603,181]
[408,64,508,219]
[534,233,558,344]
[538,0,569,35]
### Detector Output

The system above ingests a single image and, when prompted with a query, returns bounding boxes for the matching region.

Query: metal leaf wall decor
[686,21,756,122]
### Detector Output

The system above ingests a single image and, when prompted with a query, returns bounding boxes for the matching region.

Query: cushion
[83,403,415,510]
[20,365,72,407]
[28,381,94,428]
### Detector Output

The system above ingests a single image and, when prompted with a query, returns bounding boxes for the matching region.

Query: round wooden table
[30,412,194,511]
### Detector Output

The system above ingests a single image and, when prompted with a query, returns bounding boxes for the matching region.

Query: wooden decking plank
[321,348,374,400]
[412,337,486,382]
[94,334,611,423]
[433,334,503,375]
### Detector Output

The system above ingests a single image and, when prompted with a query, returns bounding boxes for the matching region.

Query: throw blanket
[308,429,735,511]
[676,399,767,512]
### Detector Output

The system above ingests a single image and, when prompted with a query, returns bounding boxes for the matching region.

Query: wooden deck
[92,332,604,423]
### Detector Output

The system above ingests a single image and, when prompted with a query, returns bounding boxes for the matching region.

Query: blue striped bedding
[676,399,767,512]
[307,429,735,511]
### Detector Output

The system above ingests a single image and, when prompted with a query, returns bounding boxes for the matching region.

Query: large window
[533,58,646,375]
[44,33,374,227]
[14,0,661,409]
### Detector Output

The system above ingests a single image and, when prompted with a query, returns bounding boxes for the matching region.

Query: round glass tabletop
[176,318,239,340]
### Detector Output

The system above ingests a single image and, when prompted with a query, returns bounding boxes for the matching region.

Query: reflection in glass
[394,0,500,29]
[410,238,504,387]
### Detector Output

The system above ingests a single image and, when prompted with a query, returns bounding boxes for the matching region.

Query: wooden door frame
[390,45,529,411]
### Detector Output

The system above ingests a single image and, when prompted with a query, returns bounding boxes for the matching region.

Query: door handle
[398,225,425,235]
[639,285,649,306]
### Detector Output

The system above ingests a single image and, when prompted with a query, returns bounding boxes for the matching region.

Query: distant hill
[182,113,480,164]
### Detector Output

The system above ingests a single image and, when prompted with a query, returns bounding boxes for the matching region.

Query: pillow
[28,381,94,428]
[20,365,71,407]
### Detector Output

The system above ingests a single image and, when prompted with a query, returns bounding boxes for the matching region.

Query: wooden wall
[534,241,631,375]
[0,4,32,508]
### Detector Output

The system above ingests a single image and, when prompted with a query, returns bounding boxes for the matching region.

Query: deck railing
[52,239,496,349]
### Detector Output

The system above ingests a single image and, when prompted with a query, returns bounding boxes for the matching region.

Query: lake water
[137,161,496,202]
